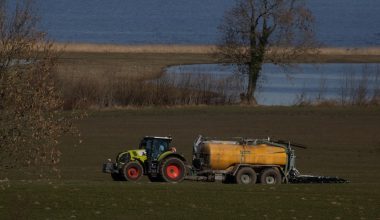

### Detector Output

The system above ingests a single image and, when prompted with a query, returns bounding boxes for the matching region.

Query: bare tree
[217,0,317,104]
[0,0,76,177]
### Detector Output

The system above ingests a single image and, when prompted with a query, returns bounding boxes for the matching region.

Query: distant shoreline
[54,43,216,54]
[54,43,380,56]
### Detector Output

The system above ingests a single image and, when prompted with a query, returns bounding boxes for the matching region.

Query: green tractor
[103,136,188,183]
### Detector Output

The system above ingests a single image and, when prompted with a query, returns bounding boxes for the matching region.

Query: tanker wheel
[236,167,257,184]
[122,161,143,182]
[111,172,125,181]
[161,157,186,183]
[260,168,282,185]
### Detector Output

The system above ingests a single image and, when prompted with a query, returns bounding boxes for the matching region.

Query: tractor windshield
[145,139,169,160]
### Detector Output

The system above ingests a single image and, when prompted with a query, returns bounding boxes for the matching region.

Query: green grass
[1,106,380,219]
[1,181,379,220]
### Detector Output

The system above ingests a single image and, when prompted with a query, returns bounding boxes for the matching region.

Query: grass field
[1,106,380,219]
[2,44,380,219]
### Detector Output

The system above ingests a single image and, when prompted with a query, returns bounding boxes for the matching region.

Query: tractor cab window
[145,139,169,160]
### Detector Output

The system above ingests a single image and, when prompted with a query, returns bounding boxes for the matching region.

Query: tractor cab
[139,136,172,160]
[139,136,174,179]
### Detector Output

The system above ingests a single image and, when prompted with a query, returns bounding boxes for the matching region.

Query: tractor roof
[143,136,172,141]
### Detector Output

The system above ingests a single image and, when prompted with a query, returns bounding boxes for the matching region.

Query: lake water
[33,0,380,46]
[22,1,380,105]
[166,64,380,105]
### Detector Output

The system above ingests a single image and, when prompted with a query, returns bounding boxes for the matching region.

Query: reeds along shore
[295,67,380,106]
[53,43,216,54]
[58,72,244,109]
[53,43,380,56]
[57,67,380,109]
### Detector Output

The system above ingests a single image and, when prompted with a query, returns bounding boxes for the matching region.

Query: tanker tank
[199,141,288,170]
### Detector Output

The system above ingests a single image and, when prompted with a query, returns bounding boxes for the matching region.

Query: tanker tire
[260,168,282,185]
[236,167,257,184]
[122,161,143,182]
[161,157,186,183]
[111,172,125,181]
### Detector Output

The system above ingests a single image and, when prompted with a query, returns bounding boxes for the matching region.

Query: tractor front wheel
[161,157,186,183]
[122,161,143,182]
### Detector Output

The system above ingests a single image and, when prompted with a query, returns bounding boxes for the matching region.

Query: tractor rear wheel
[122,161,143,182]
[260,168,282,185]
[161,157,186,183]
[236,167,257,184]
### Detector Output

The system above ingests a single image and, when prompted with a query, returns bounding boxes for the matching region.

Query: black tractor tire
[160,157,186,183]
[235,167,257,184]
[260,168,282,185]
[122,161,144,182]
[111,172,125,181]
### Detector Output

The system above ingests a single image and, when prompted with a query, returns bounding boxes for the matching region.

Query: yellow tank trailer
[189,136,348,184]
[201,142,288,170]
